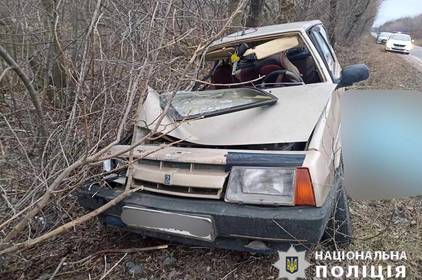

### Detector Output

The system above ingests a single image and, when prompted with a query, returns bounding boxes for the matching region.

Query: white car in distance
[385,33,413,54]
[376,32,392,44]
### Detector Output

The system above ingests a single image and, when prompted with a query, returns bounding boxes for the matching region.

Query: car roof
[390,33,411,38]
[209,20,321,49]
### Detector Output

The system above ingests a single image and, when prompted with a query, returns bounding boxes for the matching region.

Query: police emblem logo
[286,256,298,274]
[164,174,171,185]
[273,246,310,280]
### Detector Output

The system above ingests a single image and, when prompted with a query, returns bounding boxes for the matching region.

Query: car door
[308,24,343,157]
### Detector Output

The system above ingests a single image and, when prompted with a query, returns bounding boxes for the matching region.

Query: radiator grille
[132,160,227,199]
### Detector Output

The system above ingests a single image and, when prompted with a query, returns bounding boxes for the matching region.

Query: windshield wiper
[256,81,305,88]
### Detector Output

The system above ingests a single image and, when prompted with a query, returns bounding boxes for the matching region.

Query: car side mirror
[337,64,369,88]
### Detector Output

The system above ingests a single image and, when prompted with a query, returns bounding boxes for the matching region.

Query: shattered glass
[161,88,277,120]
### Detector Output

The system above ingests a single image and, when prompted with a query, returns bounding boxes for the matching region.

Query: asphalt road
[410,46,422,60]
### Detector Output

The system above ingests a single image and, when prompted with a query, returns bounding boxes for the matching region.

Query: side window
[318,27,331,45]
[310,26,339,80]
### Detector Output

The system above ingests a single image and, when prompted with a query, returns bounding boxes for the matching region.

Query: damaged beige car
[78,20,369,252]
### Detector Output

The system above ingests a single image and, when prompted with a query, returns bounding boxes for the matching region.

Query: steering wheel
[261,70,304,87]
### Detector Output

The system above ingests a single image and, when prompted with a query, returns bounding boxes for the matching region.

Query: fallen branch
[0,0,249,255]
[49,256,67,280]
[189,75,265,87]
[64,245,169,266]
[0,185,142,255]
[3,159,85,243]
[99,253,127,280]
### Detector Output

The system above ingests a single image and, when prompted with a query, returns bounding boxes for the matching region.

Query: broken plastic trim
[226,152,305,169]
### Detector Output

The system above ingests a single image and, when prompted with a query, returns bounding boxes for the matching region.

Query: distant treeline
[229,0,381,47]
[378,14,422,40]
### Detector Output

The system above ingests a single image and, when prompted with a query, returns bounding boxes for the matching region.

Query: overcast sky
[373,0,422,26]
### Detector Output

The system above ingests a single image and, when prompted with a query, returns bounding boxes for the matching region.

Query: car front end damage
[75,72,345,252]
[76,22,352,252]
[77,145,340,253]
[75,82,343,252]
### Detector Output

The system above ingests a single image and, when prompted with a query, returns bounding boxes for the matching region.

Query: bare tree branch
[0,45,47,140]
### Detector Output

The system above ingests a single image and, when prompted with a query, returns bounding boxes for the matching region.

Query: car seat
[286,47,321,84]
[236,52,300,84]
[211,63,239,89]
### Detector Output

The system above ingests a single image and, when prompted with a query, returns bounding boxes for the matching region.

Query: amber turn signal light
[294,167,316,206]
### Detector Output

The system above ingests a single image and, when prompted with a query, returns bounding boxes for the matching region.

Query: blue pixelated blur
[341,90,422,200]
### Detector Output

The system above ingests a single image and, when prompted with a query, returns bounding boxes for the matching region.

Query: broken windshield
[160,88,277,121]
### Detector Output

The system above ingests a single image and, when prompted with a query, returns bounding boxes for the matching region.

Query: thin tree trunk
[228,0,243,31]
[0,45,47,141]
[41,0,68,102]
[246,0,264,27]
[329,0,337,44]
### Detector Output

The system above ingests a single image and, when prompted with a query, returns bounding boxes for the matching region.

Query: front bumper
[77,182,337,253]
[385,46,410,53]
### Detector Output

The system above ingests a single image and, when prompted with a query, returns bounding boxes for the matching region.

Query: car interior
[197,34,323,90]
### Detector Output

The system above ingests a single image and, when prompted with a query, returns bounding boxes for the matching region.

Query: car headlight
[224,166,315,206]
[102,158,126,173]
[103,159,114,172]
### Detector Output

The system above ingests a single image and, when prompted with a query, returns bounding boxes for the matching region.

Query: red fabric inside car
[237,52,300,83]
[211,64,239,88]
[211,52,302,86]
[258,64,282,76]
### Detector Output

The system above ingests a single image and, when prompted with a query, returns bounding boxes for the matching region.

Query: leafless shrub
[230,0,381,46]
[0,0,380,258]
[379,14,422,42]
[0,0,248,254]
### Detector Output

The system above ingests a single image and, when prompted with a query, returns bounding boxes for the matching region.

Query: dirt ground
[1,37,421,280]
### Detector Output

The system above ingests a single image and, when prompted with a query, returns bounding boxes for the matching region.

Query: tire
[321,165,353,247]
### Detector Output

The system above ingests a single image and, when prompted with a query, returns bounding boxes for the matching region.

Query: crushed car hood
[139,83,336,145]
